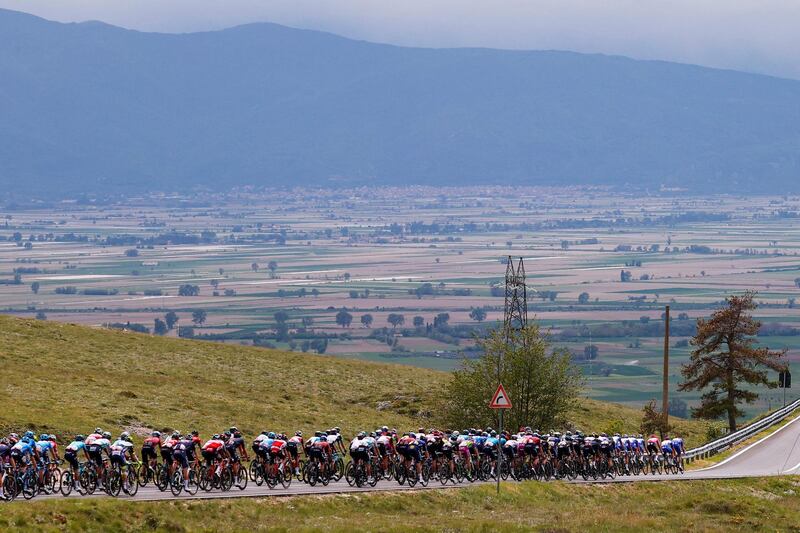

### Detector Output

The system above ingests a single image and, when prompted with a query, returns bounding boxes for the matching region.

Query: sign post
[779,370,792,407]
[490,383,512,494]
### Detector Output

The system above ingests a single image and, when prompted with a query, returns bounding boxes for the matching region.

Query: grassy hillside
[0,315,706,444]
[3,477,799,531]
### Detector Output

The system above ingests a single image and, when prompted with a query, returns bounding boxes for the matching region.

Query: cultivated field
[2,187,799,417]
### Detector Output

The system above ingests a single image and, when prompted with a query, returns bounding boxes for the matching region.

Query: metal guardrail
[684,397,800,463]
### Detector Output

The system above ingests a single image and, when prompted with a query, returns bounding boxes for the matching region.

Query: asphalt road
[21,413,800,502]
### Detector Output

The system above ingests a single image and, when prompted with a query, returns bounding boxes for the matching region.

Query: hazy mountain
[1,8,799,195]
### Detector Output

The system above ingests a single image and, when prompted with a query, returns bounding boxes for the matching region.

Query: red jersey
[203,440,224,453]
[271,440,287,454]
[163,438,177,449]
[142,437,161,448]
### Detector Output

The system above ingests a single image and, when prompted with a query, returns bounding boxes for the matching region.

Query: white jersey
[350,438,364,451]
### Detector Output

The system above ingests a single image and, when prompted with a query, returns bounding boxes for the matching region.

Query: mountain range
[1,8,799,195]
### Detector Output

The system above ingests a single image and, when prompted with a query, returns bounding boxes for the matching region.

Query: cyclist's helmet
[334,427,341,433]
[295,431,302,437]
[25,430,35,439]
[268,432,276,439]
[152,431,161,437]
[172,431,181,439]
[102,431,112,439]
[233,431,242,438]
[357,432,366,439]
[213,434,221,440]
[9,433,19,444]
[230,427,238,433]
[121,432,131,440]
[381,426,389,432]
[314,431,322,438]
[490,431,497,437]
[191,430,199,437]
[38,433,48,440]
[75,434,85,441]
[94,427,102,434]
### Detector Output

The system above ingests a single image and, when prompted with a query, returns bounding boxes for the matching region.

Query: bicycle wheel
[236,467,248,490]
[59,470,74,496]
[169,471,183,496]
[155,465,169,492]
[107,469,122,497]
[220,468,233,491]
[406,465,418,488]
[22,471,37,500]
[345,462,355,486]
[125,466,139,496]
[4,472,18,500]
[249,461,259,483]
[334,458,344,482]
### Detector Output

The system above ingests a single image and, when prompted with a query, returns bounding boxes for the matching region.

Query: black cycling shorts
[173,451,189,469]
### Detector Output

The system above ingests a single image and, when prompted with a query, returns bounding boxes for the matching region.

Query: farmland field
[2,187,799,419]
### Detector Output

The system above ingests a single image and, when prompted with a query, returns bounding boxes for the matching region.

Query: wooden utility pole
[662,305,670,437]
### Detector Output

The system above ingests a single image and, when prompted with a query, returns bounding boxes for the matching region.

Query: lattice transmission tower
[503,256,528,338]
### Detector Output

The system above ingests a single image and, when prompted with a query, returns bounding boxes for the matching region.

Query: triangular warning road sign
[489,383,512,409]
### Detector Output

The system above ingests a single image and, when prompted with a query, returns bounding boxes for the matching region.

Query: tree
[336,309,353,328]
[154,318,168,336]
[35,311,46,320]
[444,323,582,431]
[413,316,425,328]
[30,281,40,294]
[640,399,670,438]
[268,261,278,278]
[469,308,487,322]
[360,314,374,328]
[578,292,590,305]
[301,316,314,329]
[125,248,139,257]
[178,284,199,296]
[795,278,800,289]
[311,288,320,298]
[387,313,405,329]
[668,398,688,418]
[679,291,787,432]
[251,262,259,272]
[165,311,179,330]
[178,326,195,338]
[210,279,219,289]
[344,272,351,282]
[620,270,632,282]
[191,309,207,325]
[274,311,289,324]
[434,313,450,328]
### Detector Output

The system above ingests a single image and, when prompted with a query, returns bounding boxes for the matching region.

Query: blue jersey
[66,440,86,453]
[485,437,500,448]
[672,438,684,453]
[36,440,54,457]
[473,436,487,448]
[661,441,673,452]
[13,438,36,456]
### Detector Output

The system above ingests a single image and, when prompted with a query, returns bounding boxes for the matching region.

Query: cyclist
[35,433,58,487]
[225,430,249,481]
[672,434,685,457]
[141,431,162,476]
[311,432,333,478]
[270,434,289,476]
[484,431,501,476]
[64,434,90,491]
[661,436,676,465]
[171,433,192,491]
[287,431,303,475]
[200,434,229,484]
[349,432,370,477]
[162,431,179,477]
[110,432,138,487]
[253,431,271,470]
[397,432,422,480]
[376,428,394,474]
[0,437,11,500]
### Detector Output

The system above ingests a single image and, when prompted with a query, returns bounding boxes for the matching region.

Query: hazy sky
[3,0,799,79]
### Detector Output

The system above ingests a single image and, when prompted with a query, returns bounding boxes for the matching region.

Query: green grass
[2,477,800,531]
[0,314,707,446]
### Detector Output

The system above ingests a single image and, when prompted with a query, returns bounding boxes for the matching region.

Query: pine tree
[679,291,786,432]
